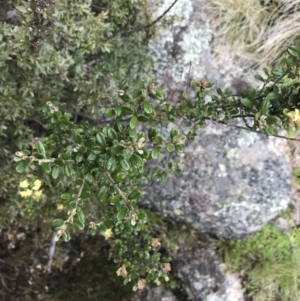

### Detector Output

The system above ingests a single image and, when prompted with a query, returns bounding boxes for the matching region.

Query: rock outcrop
[133,0,293,300]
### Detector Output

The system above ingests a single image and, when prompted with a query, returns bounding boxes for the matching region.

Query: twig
[242,117,252,129]
[105,0,179,41]
[46,232,57,272]
[27,117,48,130]
[207,118,300,141]
[90,4,105,10]
[105,172,132,210]
[184,61,192,97]
[55,178,86,240]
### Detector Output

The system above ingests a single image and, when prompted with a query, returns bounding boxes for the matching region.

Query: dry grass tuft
[204,0,300,66]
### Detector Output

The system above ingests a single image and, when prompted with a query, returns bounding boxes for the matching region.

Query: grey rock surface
[129,286,179,301]
[144,0,292,300]
[147,0,292,239]
[173,242,223,300]
[149,0,212,100]
[172,242,244,301]
[142,122,291,239]
[148,0,260,97]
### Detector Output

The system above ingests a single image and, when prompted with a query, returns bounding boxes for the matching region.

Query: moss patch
[217,212,300,301]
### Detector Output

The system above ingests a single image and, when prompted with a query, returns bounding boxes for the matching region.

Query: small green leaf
[120,80,129,90]
[64,162,74,176]
[130,153,143,169]
[107,128,118,140]
[111,144,124,155]
[74,135,82,144]
[264,125,278,136]
[254,74,265,82]
[216,88,223,96]
[288,46,300,58]
[88,228,97,236]
[128,190,141,200]
[129,128,137,139]
[117,208,127,221]
[16,161,27,173]
[272,69,284,77]
[60,151,72,160]
[137,210,147,220]
[150,89,164,100]
[106,156,117,172]
[130,115,138,129]
[54,21,65,28]
[260,98,271,115]
[80,190,91,199]
[110,194,120,205]
[175,145,184,154]
[266,116,281,125]
[76,154,83,163]
[87,153,97,161]
[241,98,254,109]
[123,149,132,160]
[73,218,84,231]
[120,159,130,171]
[154,135,163,144]
[167,143,174,152]
[151,146,160,159]
[36,141,46,158]
[55,158,64,166]
[77,210,85,224]
[170,129,178,139]
[41,162,51,173]
[115,120,124,132]
[52,219,64,228]
[115,172,126,183]
[96,133,106,147]
[137,115,149,122]
[61,193,71,200]
[120,94,131,102]
[62,231,71,242]
[15,5,28,14]
[97,186,110,202]
[106,109,115,117]
[143,101,153,114]
[52,165,59,179]
[121,106,133,115]
[148,127,157,141]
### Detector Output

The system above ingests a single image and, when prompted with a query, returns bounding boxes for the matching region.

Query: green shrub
[2,0,300,291]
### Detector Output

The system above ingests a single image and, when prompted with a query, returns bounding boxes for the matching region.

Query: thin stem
[105,172,131,210]
[105,0,178,41]
[208,118,300,141]
[55,178,86,240]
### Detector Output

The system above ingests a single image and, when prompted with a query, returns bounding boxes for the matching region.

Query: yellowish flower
[33,190,42,200]
[137,279,146,290]
[162,263,171,274]
[286,109,300,126]
[19,189,33,199]
[151,238,161,248]
[103,228,113,240]
[57,204,64,210]
[19,180,29,189]
[116,265,127,277]
[32,179,42,191]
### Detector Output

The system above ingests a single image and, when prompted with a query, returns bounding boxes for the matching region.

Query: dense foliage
[2,0,300,291]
